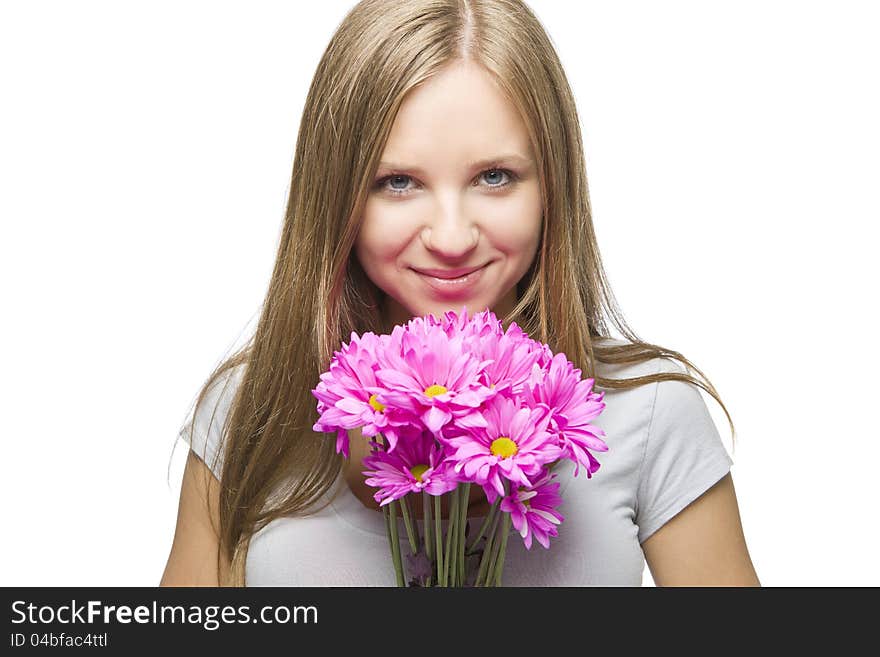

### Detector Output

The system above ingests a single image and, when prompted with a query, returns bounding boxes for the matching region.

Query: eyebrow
[377,154,532,174]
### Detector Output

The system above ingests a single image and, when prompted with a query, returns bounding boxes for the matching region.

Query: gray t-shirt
[177,339,733,586]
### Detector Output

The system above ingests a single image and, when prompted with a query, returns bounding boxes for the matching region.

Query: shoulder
[198,362,247,415]
[590,337,668,382]
[633,354,733,545]
[591,337,701,390]
[648,356,718,435]
[178,362,248,481]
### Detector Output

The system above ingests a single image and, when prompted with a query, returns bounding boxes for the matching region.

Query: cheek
[481,195,542,255]
[356,202,413,261]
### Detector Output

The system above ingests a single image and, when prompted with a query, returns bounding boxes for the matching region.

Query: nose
[421,202,479,260]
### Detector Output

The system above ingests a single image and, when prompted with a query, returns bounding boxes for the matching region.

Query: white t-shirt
[177,339,733,586]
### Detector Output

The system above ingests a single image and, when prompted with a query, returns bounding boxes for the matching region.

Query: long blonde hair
[177,0,736,586]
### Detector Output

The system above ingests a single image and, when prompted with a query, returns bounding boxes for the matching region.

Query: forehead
[380,63,534,165]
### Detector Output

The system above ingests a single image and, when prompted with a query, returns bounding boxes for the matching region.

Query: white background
[1,0,877,587]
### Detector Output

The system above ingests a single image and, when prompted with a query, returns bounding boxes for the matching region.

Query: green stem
[449,486,464,586]
[443,487,458,586]
[487,481,512,587]
[492,511,512,586]
[434,494,443,586]
[382,502,394,565]
[423,493,433,562]
[466,496,501,555]
[399,495,419,555]
[446,488,461,586]
[474,509,501,587]
[387,500,405,587]
[458,482,470,585]
[483,507,506,587]
[423,493,433,587]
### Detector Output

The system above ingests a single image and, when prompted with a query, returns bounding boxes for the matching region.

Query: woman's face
[355,60,542,330]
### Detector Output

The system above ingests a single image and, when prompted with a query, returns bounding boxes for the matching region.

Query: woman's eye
[376,168,516,196]
[481,169,508,186]
[386,175,411,193]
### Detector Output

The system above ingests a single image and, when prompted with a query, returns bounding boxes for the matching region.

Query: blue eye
[375,168,518,196]
[483,170,507,186]
[385,175,411,193]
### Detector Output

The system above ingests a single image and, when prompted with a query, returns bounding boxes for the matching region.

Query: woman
[161,0,759,587]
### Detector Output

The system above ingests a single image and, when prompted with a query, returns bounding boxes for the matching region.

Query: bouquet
[312,306,608,586]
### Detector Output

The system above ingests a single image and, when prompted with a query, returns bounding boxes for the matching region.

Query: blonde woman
[161,0,759,587]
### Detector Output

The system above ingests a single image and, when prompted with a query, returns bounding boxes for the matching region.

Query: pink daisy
[439,306,545,398]
[311,330,411,457]
[525,351,609,478]
[438,305,502,342]
[369,317,496,439]
[362,429,458,506]
[445,394,564,502]
[501,468,565,549]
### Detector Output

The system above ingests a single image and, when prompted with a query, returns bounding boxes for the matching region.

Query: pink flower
[439,306,546,398]
[445,394,564,502]
[500,468,565,549]
[311,307,614,587]
[368,316,496,439]
[362,428,457,506]
[311,330,416,456]
[525,351,609,478]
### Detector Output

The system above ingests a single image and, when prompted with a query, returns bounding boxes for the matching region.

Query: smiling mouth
[411,263,490,280]
[411,262,490,291]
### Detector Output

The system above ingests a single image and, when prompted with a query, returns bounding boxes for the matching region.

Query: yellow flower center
[410,464,430,482]
[490,383,496,389]
[423,384,448,398]
[368,394,385,413]
[490,437,518,459]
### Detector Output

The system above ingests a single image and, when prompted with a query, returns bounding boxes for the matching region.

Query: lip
[411,264,486,279]
[411,262,490,297]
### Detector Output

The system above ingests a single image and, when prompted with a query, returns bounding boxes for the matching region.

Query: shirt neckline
[329,457,577,537]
